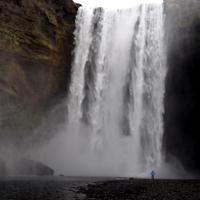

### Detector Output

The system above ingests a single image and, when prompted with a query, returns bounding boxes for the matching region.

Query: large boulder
[10,158,54,176]
[0,157,54,176]
[0,0,79,144]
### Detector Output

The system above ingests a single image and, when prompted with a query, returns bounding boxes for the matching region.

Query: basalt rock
[0,0,79,143]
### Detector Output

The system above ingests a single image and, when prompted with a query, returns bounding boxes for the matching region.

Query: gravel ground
[78,179,200,200]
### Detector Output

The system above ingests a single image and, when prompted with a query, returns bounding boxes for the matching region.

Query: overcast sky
[75,0,163,9]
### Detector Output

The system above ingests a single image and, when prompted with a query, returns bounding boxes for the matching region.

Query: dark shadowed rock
[0,159,6,175]
[164,0,200,174]
[10,158,54,176]
[0,157,54,176]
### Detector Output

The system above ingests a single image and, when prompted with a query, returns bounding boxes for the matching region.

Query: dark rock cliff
[164,0,200,174]
[0,0,79,143]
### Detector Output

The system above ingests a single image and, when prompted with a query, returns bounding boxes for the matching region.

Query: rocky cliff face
[164,0,200,174]
[0,0,79,144]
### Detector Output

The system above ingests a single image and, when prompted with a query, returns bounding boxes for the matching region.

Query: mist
[28,2,168,178]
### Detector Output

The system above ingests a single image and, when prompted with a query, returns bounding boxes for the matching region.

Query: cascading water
[33,1,166,177]
[65,1,166,177]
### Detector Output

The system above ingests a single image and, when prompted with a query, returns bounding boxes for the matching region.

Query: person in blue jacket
[151,170,156,180]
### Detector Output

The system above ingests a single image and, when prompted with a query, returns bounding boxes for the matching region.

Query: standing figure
[151,170,156,180]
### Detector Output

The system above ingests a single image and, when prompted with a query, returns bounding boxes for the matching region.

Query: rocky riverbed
[0,177,199,200]
[78,178,200,200]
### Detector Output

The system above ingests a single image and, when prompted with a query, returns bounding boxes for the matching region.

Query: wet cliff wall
[164,0,200,174]
[0,0,79,144]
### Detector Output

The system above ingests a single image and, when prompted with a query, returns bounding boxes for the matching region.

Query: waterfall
[66,2,166,176]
